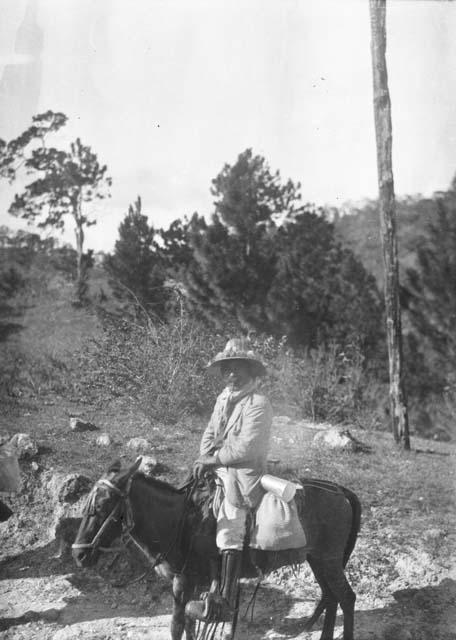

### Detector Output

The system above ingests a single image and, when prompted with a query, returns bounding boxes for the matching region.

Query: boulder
[95,432,113,447]
[9,432,38,459]
[313,428,371,453]
[57,473,92,504]
[138,455,158,477]
[126,437,151,453]
[70,418,98,432]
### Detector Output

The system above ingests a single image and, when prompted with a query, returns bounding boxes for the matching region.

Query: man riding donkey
[186,338,304,626]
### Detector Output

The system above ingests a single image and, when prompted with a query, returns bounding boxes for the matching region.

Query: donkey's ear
[127,456,142,477]
[107,459,122,474]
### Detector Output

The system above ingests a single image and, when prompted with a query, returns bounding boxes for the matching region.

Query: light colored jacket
[200,391,273,508]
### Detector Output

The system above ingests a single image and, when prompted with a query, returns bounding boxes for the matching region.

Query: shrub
[72,317,387,429]
[73,310,226,423]
[248,335,385,428]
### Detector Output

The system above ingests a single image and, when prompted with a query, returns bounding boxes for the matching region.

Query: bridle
[72,477,137,554]
[72,474,201,572]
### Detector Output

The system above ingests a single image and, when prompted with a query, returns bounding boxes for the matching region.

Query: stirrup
[185,592,234,623]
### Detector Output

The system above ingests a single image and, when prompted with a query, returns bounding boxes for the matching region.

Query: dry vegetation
[1,273,455,640]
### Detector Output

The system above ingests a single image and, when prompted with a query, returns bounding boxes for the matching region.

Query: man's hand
[193,455,218,480]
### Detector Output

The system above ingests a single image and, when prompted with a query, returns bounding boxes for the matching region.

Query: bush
[0,346,70,400]
[249,335,385,428]
[71,317,387,428]
[73,310,226,423]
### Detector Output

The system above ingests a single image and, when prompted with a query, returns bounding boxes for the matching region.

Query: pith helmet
[207,338,267,377]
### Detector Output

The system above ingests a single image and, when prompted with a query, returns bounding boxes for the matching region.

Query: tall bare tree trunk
[369,0,410,449]
[73,195,86,305]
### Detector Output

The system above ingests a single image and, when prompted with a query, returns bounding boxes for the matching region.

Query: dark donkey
[72,459,361,640]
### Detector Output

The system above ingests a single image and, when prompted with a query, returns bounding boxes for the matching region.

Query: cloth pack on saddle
[250,474,306,551]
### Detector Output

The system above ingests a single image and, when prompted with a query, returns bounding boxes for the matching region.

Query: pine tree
[173,149,384,358]
[267,211,384,354]
[104,197,167,319]
[1,112,111,304]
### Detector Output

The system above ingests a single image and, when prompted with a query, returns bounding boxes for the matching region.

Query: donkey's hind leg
[322,561,356,640]
[305,556,337,640]
[303,595,327,631]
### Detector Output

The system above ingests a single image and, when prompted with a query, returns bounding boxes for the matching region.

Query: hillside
[334,196,438,286]
[0,265,455,640]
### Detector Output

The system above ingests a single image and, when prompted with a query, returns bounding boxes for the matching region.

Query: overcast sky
[0,0,455,252]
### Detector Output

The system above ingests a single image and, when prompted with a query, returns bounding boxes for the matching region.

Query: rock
[69,418,98,432]
[272,415,294,427]
[95,432,113,447]
[126,437,151,453]
[313,428,371,453]
[138,455,158,477]
[423,527,445,541]
[57,473,92,504]
[0,445,21,491]
[9,433,39,459]
[54,516,82,558]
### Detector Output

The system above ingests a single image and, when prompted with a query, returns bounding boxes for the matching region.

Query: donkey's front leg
[171,573,196,640]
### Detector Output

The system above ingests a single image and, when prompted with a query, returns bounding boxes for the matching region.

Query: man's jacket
[200,391,273,509]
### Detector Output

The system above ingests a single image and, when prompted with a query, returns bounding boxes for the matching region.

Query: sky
[0,0,455,252]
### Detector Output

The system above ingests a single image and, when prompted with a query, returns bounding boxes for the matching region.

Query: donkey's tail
[340,486,362,567]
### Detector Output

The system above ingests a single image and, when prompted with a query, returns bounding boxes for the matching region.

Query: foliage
[0,226,77,307]
[211,148,302,236]
[68,308,385,429]
[104,196,168,319]
[334,195,439,287]
[169,149,384,360]
[0,111,67,181]
[399,190,456,439]
[402,193,456,374]
[0,111,111,304]
[250,335,385,428]
[265,212,384,356]
[71,307,226,423]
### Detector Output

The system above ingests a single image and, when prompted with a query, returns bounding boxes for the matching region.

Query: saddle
[182,472,306,554]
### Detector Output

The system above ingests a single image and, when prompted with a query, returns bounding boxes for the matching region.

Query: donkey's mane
[132,471,184,495]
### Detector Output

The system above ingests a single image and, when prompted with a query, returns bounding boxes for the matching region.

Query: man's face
[220,360,253,391]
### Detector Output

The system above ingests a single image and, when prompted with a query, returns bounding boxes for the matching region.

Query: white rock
[138,455,158,477]
[313,428,370,452]
[95,433,113,447]
[272,415,294,426]
[9,433,38,459]
[126,437,151,453]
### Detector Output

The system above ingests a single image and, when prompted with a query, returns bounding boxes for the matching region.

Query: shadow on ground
[0,320,23,342]
[1,539,455,640]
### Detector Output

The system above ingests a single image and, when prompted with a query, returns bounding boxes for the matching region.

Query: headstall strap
[98,478,126,497]
[72,474,172,573]
[72,476,128,551]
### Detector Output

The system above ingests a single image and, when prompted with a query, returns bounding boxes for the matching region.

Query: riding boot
[185,549,242,622]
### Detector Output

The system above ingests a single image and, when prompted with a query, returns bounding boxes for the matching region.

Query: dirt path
[1,532,455,640]
[1,424,455,639]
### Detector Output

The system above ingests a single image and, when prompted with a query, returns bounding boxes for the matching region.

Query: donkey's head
[72,458,141,567]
